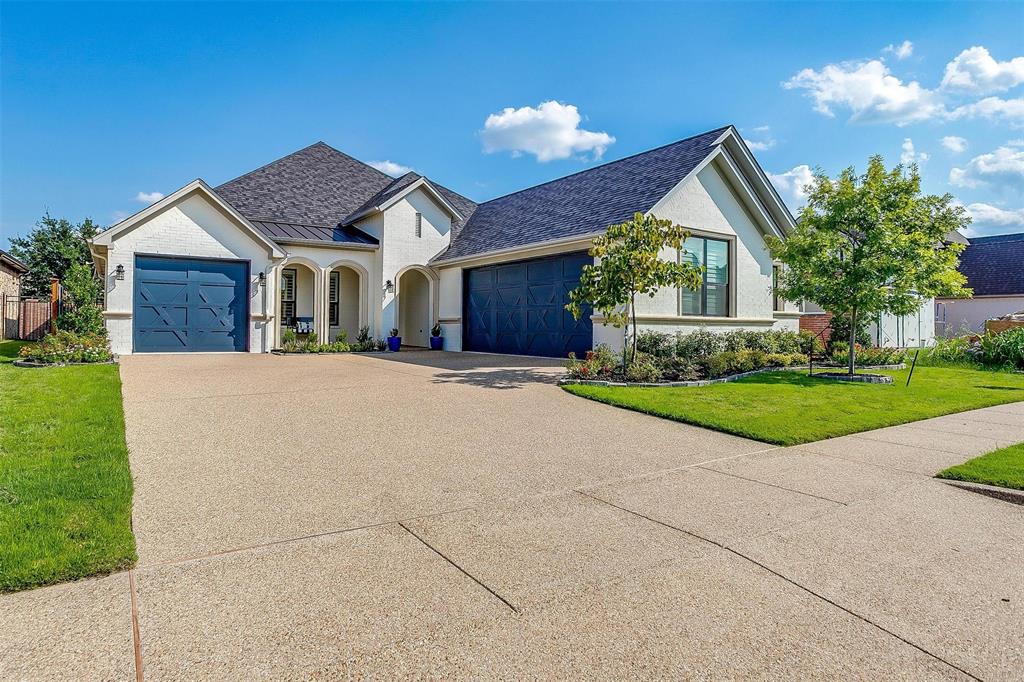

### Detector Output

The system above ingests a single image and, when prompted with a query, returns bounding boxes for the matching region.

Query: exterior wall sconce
[384,279,394,294]
[258,272,266,287]
[114,264,125,281]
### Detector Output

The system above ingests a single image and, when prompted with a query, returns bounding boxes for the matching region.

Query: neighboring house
[89,125,801,357]
[0,249,28,340]
[936,232,1024,336]
[799,300,935,348]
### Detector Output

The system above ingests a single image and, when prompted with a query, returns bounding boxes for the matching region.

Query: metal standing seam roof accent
[249,220,379,246]
[432,126,731,263]
[956,232,1024,297]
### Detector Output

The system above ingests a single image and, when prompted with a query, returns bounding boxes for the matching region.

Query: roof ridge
[970,232,1024,243]
[475,125,732,207]
[216,140,392,189]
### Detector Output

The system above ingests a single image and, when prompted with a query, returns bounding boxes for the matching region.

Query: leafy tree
[56,262,106,335]
[567,212,703,363]
[767,156,970,375]
[7,214,100,297]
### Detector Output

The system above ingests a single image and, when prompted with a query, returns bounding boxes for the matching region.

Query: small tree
[767,156,971,375]
[566,212,703,363]
[7,214,100,297]
[56,262,106,335]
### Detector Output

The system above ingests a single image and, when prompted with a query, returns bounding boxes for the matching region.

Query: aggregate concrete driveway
[3,351,1023,680]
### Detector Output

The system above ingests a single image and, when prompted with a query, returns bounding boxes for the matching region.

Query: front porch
[275,259,368,346]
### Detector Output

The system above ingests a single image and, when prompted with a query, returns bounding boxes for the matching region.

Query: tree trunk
[630,292,638,365]
[848,308,857,376]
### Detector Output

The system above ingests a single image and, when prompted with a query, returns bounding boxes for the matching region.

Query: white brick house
[89,126,803,357]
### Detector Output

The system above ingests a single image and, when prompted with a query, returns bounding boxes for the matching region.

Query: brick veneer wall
[799,311,833,345]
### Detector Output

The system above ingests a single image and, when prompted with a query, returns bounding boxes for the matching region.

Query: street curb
[941,479,1024,506]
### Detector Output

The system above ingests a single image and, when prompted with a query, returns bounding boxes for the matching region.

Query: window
[680,236,730,316]
[329,271,339,327]
[415,212,422,238]
[281,268,296,326]
[773,265,783,312]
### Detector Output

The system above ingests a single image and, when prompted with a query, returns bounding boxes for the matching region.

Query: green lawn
[0,340,136,593]
[937,442,1024,491]
[563,365,1024,446]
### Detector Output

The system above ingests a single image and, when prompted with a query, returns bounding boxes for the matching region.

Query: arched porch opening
[326,260,367,343]
[277,259,320,346]
[397,267,433,348]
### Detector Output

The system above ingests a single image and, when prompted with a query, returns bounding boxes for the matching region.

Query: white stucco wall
[98,191,277,354]
[376,187,450,338]
[594,159,799,352]
[936,296,1024,336]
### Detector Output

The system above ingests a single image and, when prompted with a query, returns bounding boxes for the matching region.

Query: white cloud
[949,144,1024,188]
[883,40,914,60]
[941,46,1024,94]
[784,59,944,125]
[135,191,164,204]
[1007,138,1024,147]
[480,101,615,162]
[110,210,130,225]
[941,136,968,153]
[900,138,929,165]
[768,164,814,212]
[948,96,1024,125]
[369,160,413,176]
[962,202,1024,236]
[744,125,776,151]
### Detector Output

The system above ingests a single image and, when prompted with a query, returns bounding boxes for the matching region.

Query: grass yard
[0,340,136,593]
[564,365,1024,446]
[937,442,1024,491]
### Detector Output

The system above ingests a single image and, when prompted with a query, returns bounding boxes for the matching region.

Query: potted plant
[429,321,443,350]
[387,328,401,352]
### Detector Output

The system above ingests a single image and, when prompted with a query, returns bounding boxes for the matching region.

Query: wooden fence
[1,295,54,341]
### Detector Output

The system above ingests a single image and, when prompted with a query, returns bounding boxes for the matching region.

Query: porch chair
[295,317,314,335]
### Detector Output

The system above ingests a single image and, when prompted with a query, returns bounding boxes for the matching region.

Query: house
[936,232,1024,336]
[88,125,803,357]
[0,249,28,340]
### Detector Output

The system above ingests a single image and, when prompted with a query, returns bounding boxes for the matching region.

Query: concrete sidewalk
[2,353,1021,680]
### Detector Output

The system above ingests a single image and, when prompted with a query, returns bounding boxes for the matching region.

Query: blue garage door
[463,252,593,358]
[133,256,249,352]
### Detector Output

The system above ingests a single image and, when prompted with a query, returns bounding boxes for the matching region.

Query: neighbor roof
[957,232,1024,297]
[1,248,28,274]
[433,126,731,262]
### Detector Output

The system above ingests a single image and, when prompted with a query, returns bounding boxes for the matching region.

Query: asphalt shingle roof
[215,142,476,246]
[958,232,1024,297]
[433,126,731,262]
[216,142,394,227]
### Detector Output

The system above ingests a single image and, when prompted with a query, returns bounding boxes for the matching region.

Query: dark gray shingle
[958,233,1024,297]
[434,126,730,262]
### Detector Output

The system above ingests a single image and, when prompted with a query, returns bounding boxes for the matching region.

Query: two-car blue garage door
[463,252,593,358]
[133,256,249,352]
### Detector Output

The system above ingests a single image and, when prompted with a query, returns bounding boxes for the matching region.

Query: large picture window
[680,236,730,317]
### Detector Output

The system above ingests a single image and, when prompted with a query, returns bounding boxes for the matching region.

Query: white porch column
[320,266,331,340]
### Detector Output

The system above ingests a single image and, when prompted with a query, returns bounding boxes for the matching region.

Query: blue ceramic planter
[387,336,402,352]
[429,336,443,350]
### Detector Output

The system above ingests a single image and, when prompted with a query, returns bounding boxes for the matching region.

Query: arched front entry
[326,260,368,344]
[398,267,432,348]
[276,258,321,346]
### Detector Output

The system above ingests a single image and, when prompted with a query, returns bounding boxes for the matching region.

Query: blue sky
[2,1,1023,249]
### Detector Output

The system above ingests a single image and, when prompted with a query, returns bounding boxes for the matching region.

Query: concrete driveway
[3,351,1023,680]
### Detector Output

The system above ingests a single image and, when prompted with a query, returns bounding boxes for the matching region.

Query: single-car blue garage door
[463,252,593,358]
[133,255,249,353]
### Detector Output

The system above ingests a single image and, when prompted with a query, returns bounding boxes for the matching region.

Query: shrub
[635,330,674,358]
[790,352,808,366]
[976,328,1024,369]
[353,325,384,352]
[827,313,871,352]
[19,331,112,364]
[926,335,971,364]
[566,344,620,380]
[798,330,825,355]
[281,328,298,351]
[653,355,699,382]
[623,354,662,383]
[430,321,441,337]
[675,328,724,359]
[766,352,792,367]
[56,262,105,335]
[721,330,748,353]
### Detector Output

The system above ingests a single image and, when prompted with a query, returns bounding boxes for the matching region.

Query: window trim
[281,268,296,326]
[678,234,731,317]
[329,271,339,327]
